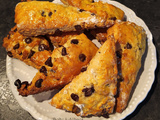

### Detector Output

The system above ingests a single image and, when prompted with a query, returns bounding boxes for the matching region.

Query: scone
[51,35,118,117]
[15,1,117,36]
[60,0,125,21]
[95,21,147,112]
[15,33,98,96]
[3,26,52,69]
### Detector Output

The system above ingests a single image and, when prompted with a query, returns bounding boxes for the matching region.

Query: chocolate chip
[7,51,13,57]
[21,81,29,89]
[54,10,56,12]
[116,50,122,58]
[91,13,96,16]
[25,38,32,44]
[82,86,95,97]
[81,67,87,72]
[28,50,35,58]
[72,105,81,114]
[13,28,17,32]
[14,79,21,89]
[79,54,86,62]
[124,43,132,49]
[35,79,43,88]
[48,12,52,17]
[45,57,53,67]
[109,17,117,21]
[61,47,67,56]
[71,39,79,44]
[41,11,46,17]
[40,66,47,76]
[101,109,109,118]
[71,93,79,102]
[92,0,94,3]
[13,43,20,50]
[79,9,85,12]
[38,44,48,51]
[74,25,82,31]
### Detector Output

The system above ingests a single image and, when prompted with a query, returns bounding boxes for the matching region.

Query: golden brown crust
[16,33,98,96]
[3,26,51,69]
[51,35,118,117]
[15,1,116,36]
[93,21,146,112]
[47,31,81,47]
[60,0,125,21]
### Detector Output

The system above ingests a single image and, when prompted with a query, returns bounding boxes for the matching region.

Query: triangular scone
[15,33,98,96]
[15,1,116,36]
[51,35,118,117]
[103,21,146,112]
[60,0,124,21]
[3,26,52,69]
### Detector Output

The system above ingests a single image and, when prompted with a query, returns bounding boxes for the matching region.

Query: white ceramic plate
[6,0,157,120]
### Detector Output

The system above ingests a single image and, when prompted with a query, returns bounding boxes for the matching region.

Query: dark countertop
[0,0,159,120]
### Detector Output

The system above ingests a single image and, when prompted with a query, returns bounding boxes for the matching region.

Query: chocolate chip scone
[94,21,147,113]
[15,1,116,37]
[3,26,52,69]
[60,0,125,21]
[15,33,98,96]
[51,35,118,117]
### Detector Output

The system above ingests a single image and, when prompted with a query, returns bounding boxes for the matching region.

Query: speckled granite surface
[0,0,159,120]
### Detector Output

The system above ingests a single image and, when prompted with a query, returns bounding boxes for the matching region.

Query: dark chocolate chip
[79,9,85,12]
[28,50,35,58]
[92,0,94,3]
[91,13,96,16]
[19,52,22,55]
[38,44,49,51]
[116,50,122,58]
[79,54,86,62]
[71,93,79,102]
[14,79,21,89]
[48,12,52,17]
[101,109,109,118]
[72,105,81,114]
[13,43,20,50]
[61,47,67,56]
[7,51,13,57]
[35,79,43,88]
[45,57,53,67]
[54,10,56,12]
[74,25,82,31]
[124,43,132,49]
[25,38,32,44]
[81,67,87,72]
[71,39,79,44]
[13,28,17,32]
[82,86,95,97]
[41,11,46,17]
[40,66,47,76]
[21,81,29,89]
[109,17,117,21]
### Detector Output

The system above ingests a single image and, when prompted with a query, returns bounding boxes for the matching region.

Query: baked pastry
[14,1,117,36]
[3,26,52,69]
[60,0,125,21]
[47,31,81,48]
[51,35,118,117]
[15,33,98,96]
[94,21,147,112]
